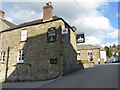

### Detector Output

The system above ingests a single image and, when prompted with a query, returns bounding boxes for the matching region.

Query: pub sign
[76,33,85,43]
[62,28,68,35]
[47,27,57,43]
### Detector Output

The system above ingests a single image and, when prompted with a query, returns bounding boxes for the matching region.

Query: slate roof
[0,19,16,31]
[95,45,106,51]
[3,20,16,28]
[77,44,105,51]
[0,16,75,33]
[17,16,59,28]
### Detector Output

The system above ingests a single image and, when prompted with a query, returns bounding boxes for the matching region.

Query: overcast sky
[1,0,119,47]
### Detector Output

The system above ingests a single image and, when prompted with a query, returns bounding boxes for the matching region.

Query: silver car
[107,56,119,63]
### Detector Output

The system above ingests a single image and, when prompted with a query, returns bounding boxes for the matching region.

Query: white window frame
[77,51,80,56]
[0,51,5,62]
[17,50,24,64]
[87,51,93,56]
[21,29,27,41]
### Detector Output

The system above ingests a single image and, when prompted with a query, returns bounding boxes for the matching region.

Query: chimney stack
[0,10,5,20]
[43,2,53,21]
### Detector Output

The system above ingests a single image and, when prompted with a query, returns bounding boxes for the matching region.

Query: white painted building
[96,45,107,62]
[100,50,107,62]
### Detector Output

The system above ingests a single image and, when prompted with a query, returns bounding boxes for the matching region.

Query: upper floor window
[77,51,80,56]
[21,29,27,41]
[17,50,24,64]
[88,51,92,56]
[0,51,5,62]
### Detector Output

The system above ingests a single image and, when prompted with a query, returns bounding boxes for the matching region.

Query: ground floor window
[0,51,5,62]
[17,50,24,63]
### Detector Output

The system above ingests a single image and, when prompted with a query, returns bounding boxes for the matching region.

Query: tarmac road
[1,63,119,89]
[38,63,119,88]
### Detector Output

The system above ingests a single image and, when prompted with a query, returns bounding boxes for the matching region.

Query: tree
[112,44,116,48]
[104,46,112,57]
[104,46,109,57]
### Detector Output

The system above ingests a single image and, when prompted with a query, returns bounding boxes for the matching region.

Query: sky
[0,0,119,47]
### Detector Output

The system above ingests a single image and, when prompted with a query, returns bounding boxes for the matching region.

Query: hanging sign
[62,28,68,35]
[47,27,57,43]
[77,33,85,43]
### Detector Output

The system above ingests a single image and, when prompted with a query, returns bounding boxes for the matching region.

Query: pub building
[0,2,83,82]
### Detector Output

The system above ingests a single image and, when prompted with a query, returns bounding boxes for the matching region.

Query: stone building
[0,3,83,82]
[0,10,16,31]
[77,44,106,64]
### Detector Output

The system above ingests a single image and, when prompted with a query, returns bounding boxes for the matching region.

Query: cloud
[2,1,118,46]
[10,9,42,24]
[3,2,44,24]
[101,40,118,47]
[6,17,13,22]
[107,29,118,39]
[85,36,104,44]
[73,16,112,32]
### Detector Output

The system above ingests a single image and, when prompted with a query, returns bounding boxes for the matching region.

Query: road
[37,63,119,88]
[1,63,119,89]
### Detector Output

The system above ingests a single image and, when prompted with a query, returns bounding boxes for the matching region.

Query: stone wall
[0,20,10,31]
[0,19,83,82]
[77,49,100,64]
[0,20,65,82]
[62,24,84,75]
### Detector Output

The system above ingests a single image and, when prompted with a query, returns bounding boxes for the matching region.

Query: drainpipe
[5,47,10,81]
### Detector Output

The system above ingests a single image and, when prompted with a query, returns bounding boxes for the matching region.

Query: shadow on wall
[4,26,84,82]
[62,24,84,75]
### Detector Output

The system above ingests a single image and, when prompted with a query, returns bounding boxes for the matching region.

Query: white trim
[21,29,27,41]
[0,51,5,62]
[17,50,24,64]
[77,51,80,56]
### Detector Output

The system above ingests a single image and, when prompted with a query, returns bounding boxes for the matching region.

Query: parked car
[107,56,120,63]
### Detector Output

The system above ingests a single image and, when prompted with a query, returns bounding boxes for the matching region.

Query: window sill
[20,40,27,42]
[17,60,24,64]
[0,61,5,64]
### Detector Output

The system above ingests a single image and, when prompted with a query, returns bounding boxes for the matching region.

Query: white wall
[100,51,107,62]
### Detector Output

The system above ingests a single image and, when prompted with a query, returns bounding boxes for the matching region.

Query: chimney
[0,10,5,20]
[43,2,53,21]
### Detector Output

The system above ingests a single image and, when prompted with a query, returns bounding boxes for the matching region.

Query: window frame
[77,51,80,56]
[0,51,5,62]
[87,51,93,56]
[17,50,24,64]
[21,29,27,41]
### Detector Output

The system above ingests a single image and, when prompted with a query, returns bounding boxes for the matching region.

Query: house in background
[0,10,16,31]
[95,45,107,63]
[0,11,16,52]
[0,2,83,82]
[77,44,107,64]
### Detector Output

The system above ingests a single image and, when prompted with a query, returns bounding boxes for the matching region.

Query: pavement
[1,76,62,89]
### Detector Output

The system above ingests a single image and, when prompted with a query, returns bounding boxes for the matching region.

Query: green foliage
[112,44,116,48]
[81,61,93,64]
[104,44,119,57]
